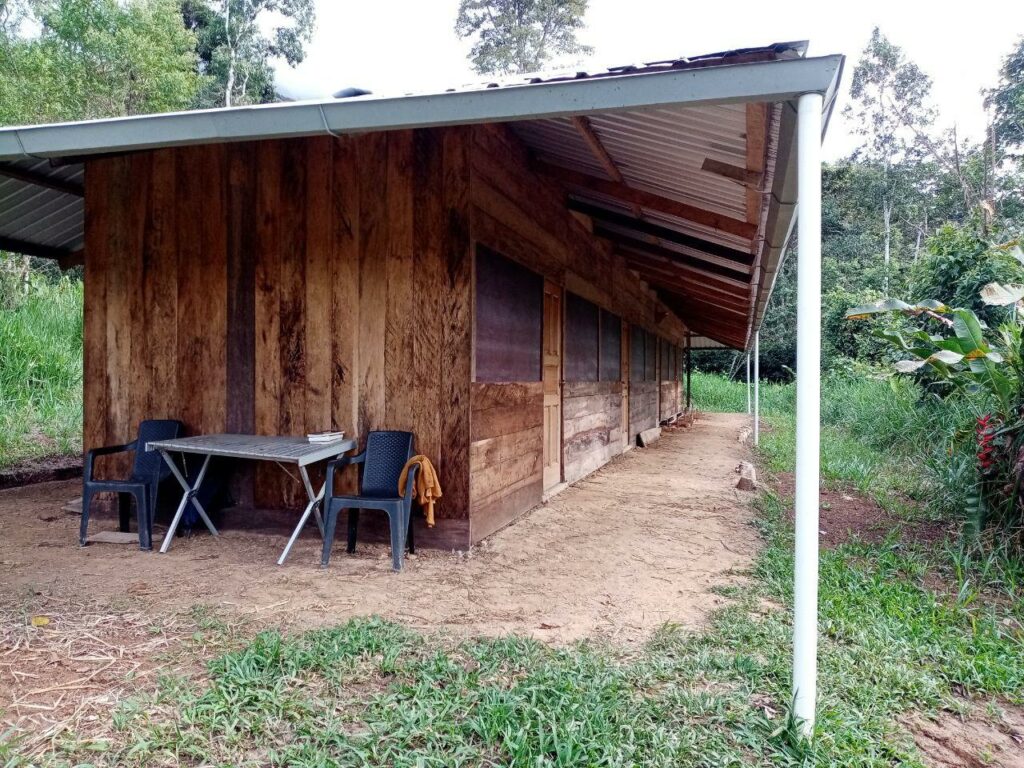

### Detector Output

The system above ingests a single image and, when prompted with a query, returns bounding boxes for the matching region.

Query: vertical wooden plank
[104,155,133,450]
[412,129,444,483]
[278,139,308,447]
[304,136,333,435]
[331,136,360,494]
[144,149,179,422]
[384,130,415,431]
[254,140,282,505]
[125,153,151,434]
[356,133,388,438]
[331,136,360,436]
[226,143,256,506]
[83,159,110,453]
[441,126,472,520]
[201,145,229,433]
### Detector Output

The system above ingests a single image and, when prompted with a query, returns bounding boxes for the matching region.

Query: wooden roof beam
[570,116,643,218]
[0,235,81,268]
[536,160,757,241]
[701,158,763,186]
[618,245,750,293]
[597,225,752,282]
[569,198,754,266]
[0,163,83,197]
[744,103,768,224]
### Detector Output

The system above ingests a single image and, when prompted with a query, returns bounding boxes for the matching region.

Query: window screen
[599,310,621,381]
[474,246,543,382]
[630,325,645,383]
[564,292,599,382]
[645,332,657,381]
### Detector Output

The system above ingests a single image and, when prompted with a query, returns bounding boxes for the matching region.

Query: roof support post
[792,91,823,738]
[753,332,760,446]
[746,352,752,414]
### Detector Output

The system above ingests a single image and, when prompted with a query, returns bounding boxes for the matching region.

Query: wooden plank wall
[84,129,473,548]
[467,122,687,538]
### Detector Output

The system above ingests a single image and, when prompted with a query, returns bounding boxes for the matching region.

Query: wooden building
[0,42,843,550]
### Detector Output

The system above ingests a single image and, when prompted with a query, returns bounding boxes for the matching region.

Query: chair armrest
[402,464,419,502]
[325,451,365,500]
[84,440,138,481]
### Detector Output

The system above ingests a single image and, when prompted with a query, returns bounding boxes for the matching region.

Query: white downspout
[753,333,760,447]
[793,91,823,738]
[746,352,752,414]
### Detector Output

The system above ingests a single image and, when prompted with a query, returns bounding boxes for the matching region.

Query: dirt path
[0,412,758,644]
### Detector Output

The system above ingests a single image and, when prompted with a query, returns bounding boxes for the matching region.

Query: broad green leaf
[979,282,1024,306]
[952,309,989,355]
[929,349,964,365]
[846,299,913,319]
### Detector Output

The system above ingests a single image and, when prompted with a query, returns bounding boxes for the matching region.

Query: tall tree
[181,0,314,108]
[0,0,203,125]
[455,0,592,75]
[987,36,1024,158]
[845,28,938,293]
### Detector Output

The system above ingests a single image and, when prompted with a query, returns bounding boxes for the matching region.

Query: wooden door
[621,322,630,449]
[542,281,562,490]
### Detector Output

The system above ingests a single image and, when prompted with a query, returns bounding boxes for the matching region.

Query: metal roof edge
[0,55,844,162]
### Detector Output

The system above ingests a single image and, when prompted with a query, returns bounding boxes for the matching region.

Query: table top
[146,434,357,466]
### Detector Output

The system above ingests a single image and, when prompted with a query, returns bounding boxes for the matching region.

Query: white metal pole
[793,91,823,738]
[753,334,760,447]
[746,353,751,414]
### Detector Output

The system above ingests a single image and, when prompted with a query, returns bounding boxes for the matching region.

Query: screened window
[630,325,645,383]
[474,246,542,382]
[565,292,600,382]
[599,310,621,382]
[645,332,657,380]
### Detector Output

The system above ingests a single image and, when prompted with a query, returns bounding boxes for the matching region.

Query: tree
[455,0,592,76]
[988,36,1024,157]
[1,0,204,125]
[181,0,314,108]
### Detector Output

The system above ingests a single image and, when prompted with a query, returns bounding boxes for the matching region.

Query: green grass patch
[7,371,1023,766]
[0,272,82,467]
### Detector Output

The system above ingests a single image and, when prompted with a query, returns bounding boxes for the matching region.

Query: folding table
[145,434,357,563]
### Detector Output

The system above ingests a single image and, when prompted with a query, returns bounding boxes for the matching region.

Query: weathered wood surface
[469,382,544,541]
[562,381,622,484]
[629,381,659,440]
[84,130,473,547]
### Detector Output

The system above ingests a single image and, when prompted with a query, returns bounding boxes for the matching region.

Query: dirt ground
[1,412,757,644]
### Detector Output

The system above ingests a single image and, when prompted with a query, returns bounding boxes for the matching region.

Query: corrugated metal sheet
[0,158,84,254]
[0,39,841,350]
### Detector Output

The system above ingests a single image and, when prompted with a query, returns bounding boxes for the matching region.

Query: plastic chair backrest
[132,420,183,481]
[361,431,414,498]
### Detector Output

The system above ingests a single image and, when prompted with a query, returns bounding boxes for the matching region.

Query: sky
[273,0,1024,160]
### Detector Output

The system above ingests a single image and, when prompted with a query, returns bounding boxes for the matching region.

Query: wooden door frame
[542,280,563,490]
[621,321,630,450]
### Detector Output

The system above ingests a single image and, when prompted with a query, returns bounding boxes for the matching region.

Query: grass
[4,370,1022,766]
[0,270,83,467]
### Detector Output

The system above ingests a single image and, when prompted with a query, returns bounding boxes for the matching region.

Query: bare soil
[1,413,759,749]
[0,455,81,492]
[908,706,1024,768]
[773,472,949,549]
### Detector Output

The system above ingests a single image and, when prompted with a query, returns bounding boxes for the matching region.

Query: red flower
[976,414,998,473]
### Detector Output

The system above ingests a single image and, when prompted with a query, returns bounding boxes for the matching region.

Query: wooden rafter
[618,245,750,293]
[744,103,768,225]
[596,225,752,282]
[0,163,83,197]
[570,116,642,217]
[536,161,757,241]
[0,235,80,267]
[700,158,763,186]
[569,199,754,265]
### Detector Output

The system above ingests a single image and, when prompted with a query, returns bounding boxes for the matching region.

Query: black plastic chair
[80,419,183,550]
[321,431,418,571]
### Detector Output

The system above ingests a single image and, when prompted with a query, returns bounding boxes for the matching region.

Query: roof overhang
[0,45,843,349]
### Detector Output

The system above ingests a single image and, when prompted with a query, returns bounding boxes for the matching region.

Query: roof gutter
[0,55,844,162]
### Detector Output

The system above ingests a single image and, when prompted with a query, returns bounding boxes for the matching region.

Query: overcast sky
[273,1,1023,160]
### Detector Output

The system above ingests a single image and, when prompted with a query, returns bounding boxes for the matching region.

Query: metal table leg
[277,466,326,566]
[158,451,219,554]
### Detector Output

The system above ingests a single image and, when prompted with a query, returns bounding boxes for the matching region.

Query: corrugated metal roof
[0,158,84,256]
[0,40,843,349]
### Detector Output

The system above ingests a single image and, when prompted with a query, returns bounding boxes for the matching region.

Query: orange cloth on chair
[398,455,443,527]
